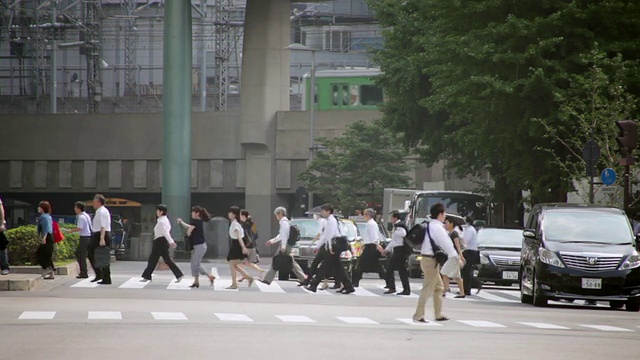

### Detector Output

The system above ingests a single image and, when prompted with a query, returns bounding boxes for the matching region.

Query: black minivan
[520,203,640,311]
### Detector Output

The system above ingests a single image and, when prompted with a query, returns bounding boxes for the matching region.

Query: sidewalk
[0,263,79,291]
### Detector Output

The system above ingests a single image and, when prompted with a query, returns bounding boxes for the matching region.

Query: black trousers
[352,244,386,286]
[308,246,328,278]
[310,248,353,290]
[386,247,410,292]
[89,232,112,282]
[462,249,480,294]
[141,237,184,280]
[75,235,91,276]
[37,233,55,271]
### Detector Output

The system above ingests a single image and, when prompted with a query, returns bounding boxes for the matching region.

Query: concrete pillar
[240,0,290,255]
[162,1,192,236]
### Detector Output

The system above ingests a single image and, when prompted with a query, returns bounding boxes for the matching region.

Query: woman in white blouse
[141,204,184,283]
[226,206,253,289]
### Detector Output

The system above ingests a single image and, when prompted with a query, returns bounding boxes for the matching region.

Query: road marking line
[118,277,150,289]
[580,325,633,332]
[19,311,56,320]
[255,280,285,293]
[457,320,506,328]
[337,316,378,325]
[518,322,569,330]
[215,313,253,322]
[71,278,99,288]
[151,312,188,320]
[276,315,315,323]
[213,278,239,292]
[499,290,522,298]
[302,287,333,295]
[211,267,220,279]
[473,291,516,303]
[166,280,192,290]
[352,287,379,297]
[376,285,419,298]
[88,311,122,320]
[396,318,442,327]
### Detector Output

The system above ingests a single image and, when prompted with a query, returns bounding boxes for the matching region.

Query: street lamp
[286,43,317,212]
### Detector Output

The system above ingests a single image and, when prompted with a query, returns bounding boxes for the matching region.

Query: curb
[0,274,43,291]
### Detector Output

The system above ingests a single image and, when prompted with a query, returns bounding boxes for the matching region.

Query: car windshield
[341,221,358,240]
[477,229,522,248]
[543,211,634,244]
[290,219,320,239]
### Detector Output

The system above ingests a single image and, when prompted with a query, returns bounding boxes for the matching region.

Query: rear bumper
[476,264,520,284]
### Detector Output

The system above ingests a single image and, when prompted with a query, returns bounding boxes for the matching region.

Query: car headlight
[480,254,490,265]
[619,251,640,270]
[539,248,564,268]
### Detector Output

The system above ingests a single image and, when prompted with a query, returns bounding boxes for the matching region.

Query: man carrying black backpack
[261,206,306,285]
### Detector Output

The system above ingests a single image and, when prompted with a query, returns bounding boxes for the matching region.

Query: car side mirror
[523,229,537,240]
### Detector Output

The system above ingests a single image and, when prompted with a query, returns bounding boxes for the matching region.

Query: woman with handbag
[177,206,216,288]
[36,201,55,280]
[226,206,253,289]
[440,216,466,298]
[237,210,266,282]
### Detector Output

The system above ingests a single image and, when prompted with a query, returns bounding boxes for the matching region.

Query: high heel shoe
[189,283,200,288]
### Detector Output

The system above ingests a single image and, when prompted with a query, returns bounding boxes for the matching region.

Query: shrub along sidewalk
[4,224,79,266]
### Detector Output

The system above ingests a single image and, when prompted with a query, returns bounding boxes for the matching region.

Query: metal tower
[122,0,137,96]
[84,0,102,113]
[213,0,231,111]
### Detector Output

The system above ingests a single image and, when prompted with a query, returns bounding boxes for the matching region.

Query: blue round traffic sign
[601,168,617,186]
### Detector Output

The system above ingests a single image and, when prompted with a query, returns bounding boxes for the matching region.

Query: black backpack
[405,223,426,249]
[287,222,301,246]
[394,222,413,255]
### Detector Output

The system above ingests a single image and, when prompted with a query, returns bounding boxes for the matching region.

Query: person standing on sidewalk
[177,206,216,288]
[65,201,92,279]
[141,204,184,283]
[413,203,457,323]
[0,196,9,275]
[36,201,55,280]
[261,207,307,285]
[89,194,113,285]
[383,211,411,295]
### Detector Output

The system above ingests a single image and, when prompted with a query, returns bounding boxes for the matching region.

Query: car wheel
[609,301,624,310]
[409,268,422,279]
[532,272,547,307]
[626,300,640,312]
[520,279,533,304]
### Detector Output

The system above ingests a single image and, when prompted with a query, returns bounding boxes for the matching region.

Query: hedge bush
[5,224,79,266]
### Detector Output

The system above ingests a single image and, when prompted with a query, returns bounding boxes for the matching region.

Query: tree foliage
[367,0,640,223]
[299,120,412,213]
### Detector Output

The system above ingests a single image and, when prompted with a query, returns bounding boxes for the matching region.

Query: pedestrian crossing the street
[12,310,638,333]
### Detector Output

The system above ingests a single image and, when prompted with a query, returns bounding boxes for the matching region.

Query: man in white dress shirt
[89,194,112,284]
[65,201,93,279]
[413,203,458,323]
[262,207,307,284]
[383,211,411,295]
[352,208,386,288]
[461,216,480,295]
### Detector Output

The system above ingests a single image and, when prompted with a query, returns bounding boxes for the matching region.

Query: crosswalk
[13,310,638,333]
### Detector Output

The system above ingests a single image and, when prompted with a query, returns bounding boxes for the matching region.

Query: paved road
[1,261,638,359]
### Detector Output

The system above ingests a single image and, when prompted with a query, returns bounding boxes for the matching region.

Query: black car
[475,228,523,286]
[520,203,640,311]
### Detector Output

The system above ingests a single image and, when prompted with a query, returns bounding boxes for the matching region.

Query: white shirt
[386,221,407,251]
[154,215,175,244]
[76,212,92,237]
[270,217,291,252]
[316,215,339,250]
[462,225,478,250]
[229,219,244,240]
[92,206,111,232]
[420,219,457,258]
[0,197,5,229]
[317,218,327,237]
[363,218,380,245]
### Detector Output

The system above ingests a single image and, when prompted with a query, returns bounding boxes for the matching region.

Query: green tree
[299,120,412,213]
[536,47,638,206]
[368,0,640,224]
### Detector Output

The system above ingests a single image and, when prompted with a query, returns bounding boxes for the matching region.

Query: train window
[350,85,361,106]
[360,85,384,106]
[332,85,340,106]
[342,85,349,106]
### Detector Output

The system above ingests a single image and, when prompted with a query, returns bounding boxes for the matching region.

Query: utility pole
[615,120,638,214]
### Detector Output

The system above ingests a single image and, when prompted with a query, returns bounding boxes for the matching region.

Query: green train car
[302,68,384,111]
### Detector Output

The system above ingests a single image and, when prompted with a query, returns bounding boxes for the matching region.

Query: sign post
[582,140,601,204]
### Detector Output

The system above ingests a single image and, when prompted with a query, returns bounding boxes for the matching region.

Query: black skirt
[357,243,382,273]
[226,237,246,261]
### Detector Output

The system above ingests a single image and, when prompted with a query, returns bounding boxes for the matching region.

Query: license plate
[581,278,602,289]
[502,271,518,280]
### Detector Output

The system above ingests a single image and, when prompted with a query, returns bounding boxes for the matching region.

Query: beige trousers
[413,257,445,320]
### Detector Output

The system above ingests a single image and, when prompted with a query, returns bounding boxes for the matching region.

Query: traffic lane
[0,322,635,360]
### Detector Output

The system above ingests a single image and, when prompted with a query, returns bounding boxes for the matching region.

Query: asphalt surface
[1,260,639,359]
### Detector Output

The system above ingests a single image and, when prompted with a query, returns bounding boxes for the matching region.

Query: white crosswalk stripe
[352,287,379,297]
[118,278,149,289]
[151,312,188,320]
[337,316,378,325]
[580,325,634,332]
[276,315,315,323]
[396,318,442,326]
[457,320,506,328]
[19,311,56,320]
[518,322,569,330]
[473,291,516,303]
[215,313,253,322]
[166,280,192,290]
[88,311,122,320]
[71,278,99,288]
[255,280,285,293]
